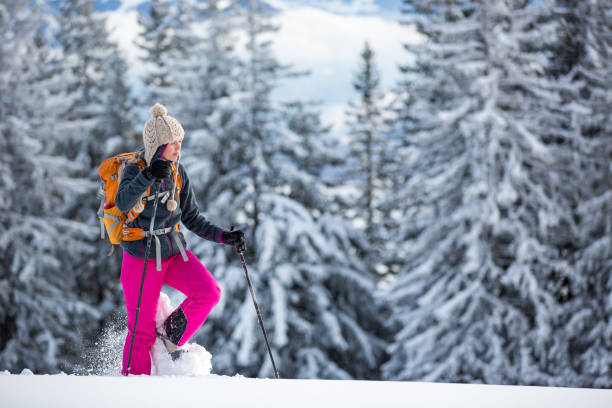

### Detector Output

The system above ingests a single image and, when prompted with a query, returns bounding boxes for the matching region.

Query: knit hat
[142,103,184,165]
[137,103,183,212]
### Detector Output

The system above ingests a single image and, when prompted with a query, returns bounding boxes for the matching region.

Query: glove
[143,159,172,181]
[222,229,246,253]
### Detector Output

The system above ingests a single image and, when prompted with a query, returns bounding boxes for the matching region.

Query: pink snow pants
[120,249,221,376]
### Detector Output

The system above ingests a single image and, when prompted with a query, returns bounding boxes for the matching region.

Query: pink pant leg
[164,250,221,347]
[120,251,166,376]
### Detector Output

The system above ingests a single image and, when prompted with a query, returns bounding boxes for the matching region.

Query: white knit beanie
[137,103,184,212]
[142,103,184,165]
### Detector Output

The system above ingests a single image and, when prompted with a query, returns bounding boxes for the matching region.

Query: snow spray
[85,313,126,376]
[87,292,212,376]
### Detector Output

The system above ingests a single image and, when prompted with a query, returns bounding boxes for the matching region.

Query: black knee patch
[164,308,188,345]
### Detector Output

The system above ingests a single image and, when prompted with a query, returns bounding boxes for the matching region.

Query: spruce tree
[106,48,139,147]
[382,0,601,386]
[137,0,195,104]
[137,0,172,102]
[54,0,137,364]
[56,0,130,167]
[0,0,98,373]
[188,0,386,379]
[171,0,247,207]
[547,0,612,387]
[345,42,388,276]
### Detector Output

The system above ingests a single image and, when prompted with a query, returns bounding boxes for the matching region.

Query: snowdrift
[1,372,611,408]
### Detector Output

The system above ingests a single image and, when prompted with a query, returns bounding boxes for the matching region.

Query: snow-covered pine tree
[546,0,612,387]
[166,0,246,208]
[137,0,171,102]
[344,42,389,276]
[158,0,242,136]
[137,0,196,105]
[105,48,139,148]
[383,0,596,386]
[0,0,99,373]
[56,0,130,167]
[382,0,483,382]
[188,0,386,380]
[54,0,138,358]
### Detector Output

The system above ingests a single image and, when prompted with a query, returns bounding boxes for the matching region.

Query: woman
[116,103,245,376]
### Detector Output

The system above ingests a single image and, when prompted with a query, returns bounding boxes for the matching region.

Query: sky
[102,0,421,135]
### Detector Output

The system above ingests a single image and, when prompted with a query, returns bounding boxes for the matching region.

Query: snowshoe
[157,331,188,361]
[169,349,186,361]
[157,307,188,359]
[157,331,179,353]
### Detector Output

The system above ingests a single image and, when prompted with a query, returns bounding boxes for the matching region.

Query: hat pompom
[150,103,167,117]
[167,199,178,212]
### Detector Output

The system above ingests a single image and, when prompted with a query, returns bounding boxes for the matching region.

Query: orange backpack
[97,152,182,250]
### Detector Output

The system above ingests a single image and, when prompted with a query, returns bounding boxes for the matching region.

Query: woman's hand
[222,229,246,253]
[143,159,172,181]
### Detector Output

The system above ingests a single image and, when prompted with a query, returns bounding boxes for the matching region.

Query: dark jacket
[115,148,223,259]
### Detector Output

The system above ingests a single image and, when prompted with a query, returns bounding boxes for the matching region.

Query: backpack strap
[126,164,180,223]
[143,190,170,204]
[121,224,186,271]
[97,191,106,240]
[175,167,182,207]
[127,186,150,223]
[169,224,188,263]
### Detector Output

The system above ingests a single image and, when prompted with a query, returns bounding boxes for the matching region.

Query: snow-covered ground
[2,371,611,408]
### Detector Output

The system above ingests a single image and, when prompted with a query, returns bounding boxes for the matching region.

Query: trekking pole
[236,246,280,379]
[125,181,162,376]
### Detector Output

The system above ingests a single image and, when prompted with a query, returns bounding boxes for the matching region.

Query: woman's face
[162,140,181,162]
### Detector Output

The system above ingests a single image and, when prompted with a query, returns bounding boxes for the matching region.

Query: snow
[3,0,612,391]
[151,293,213,376]
[1,371,611,408]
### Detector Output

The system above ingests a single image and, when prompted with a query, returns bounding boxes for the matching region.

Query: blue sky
[101,0,419,133]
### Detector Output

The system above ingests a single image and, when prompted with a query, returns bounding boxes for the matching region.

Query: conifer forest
[1,0,611,388]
